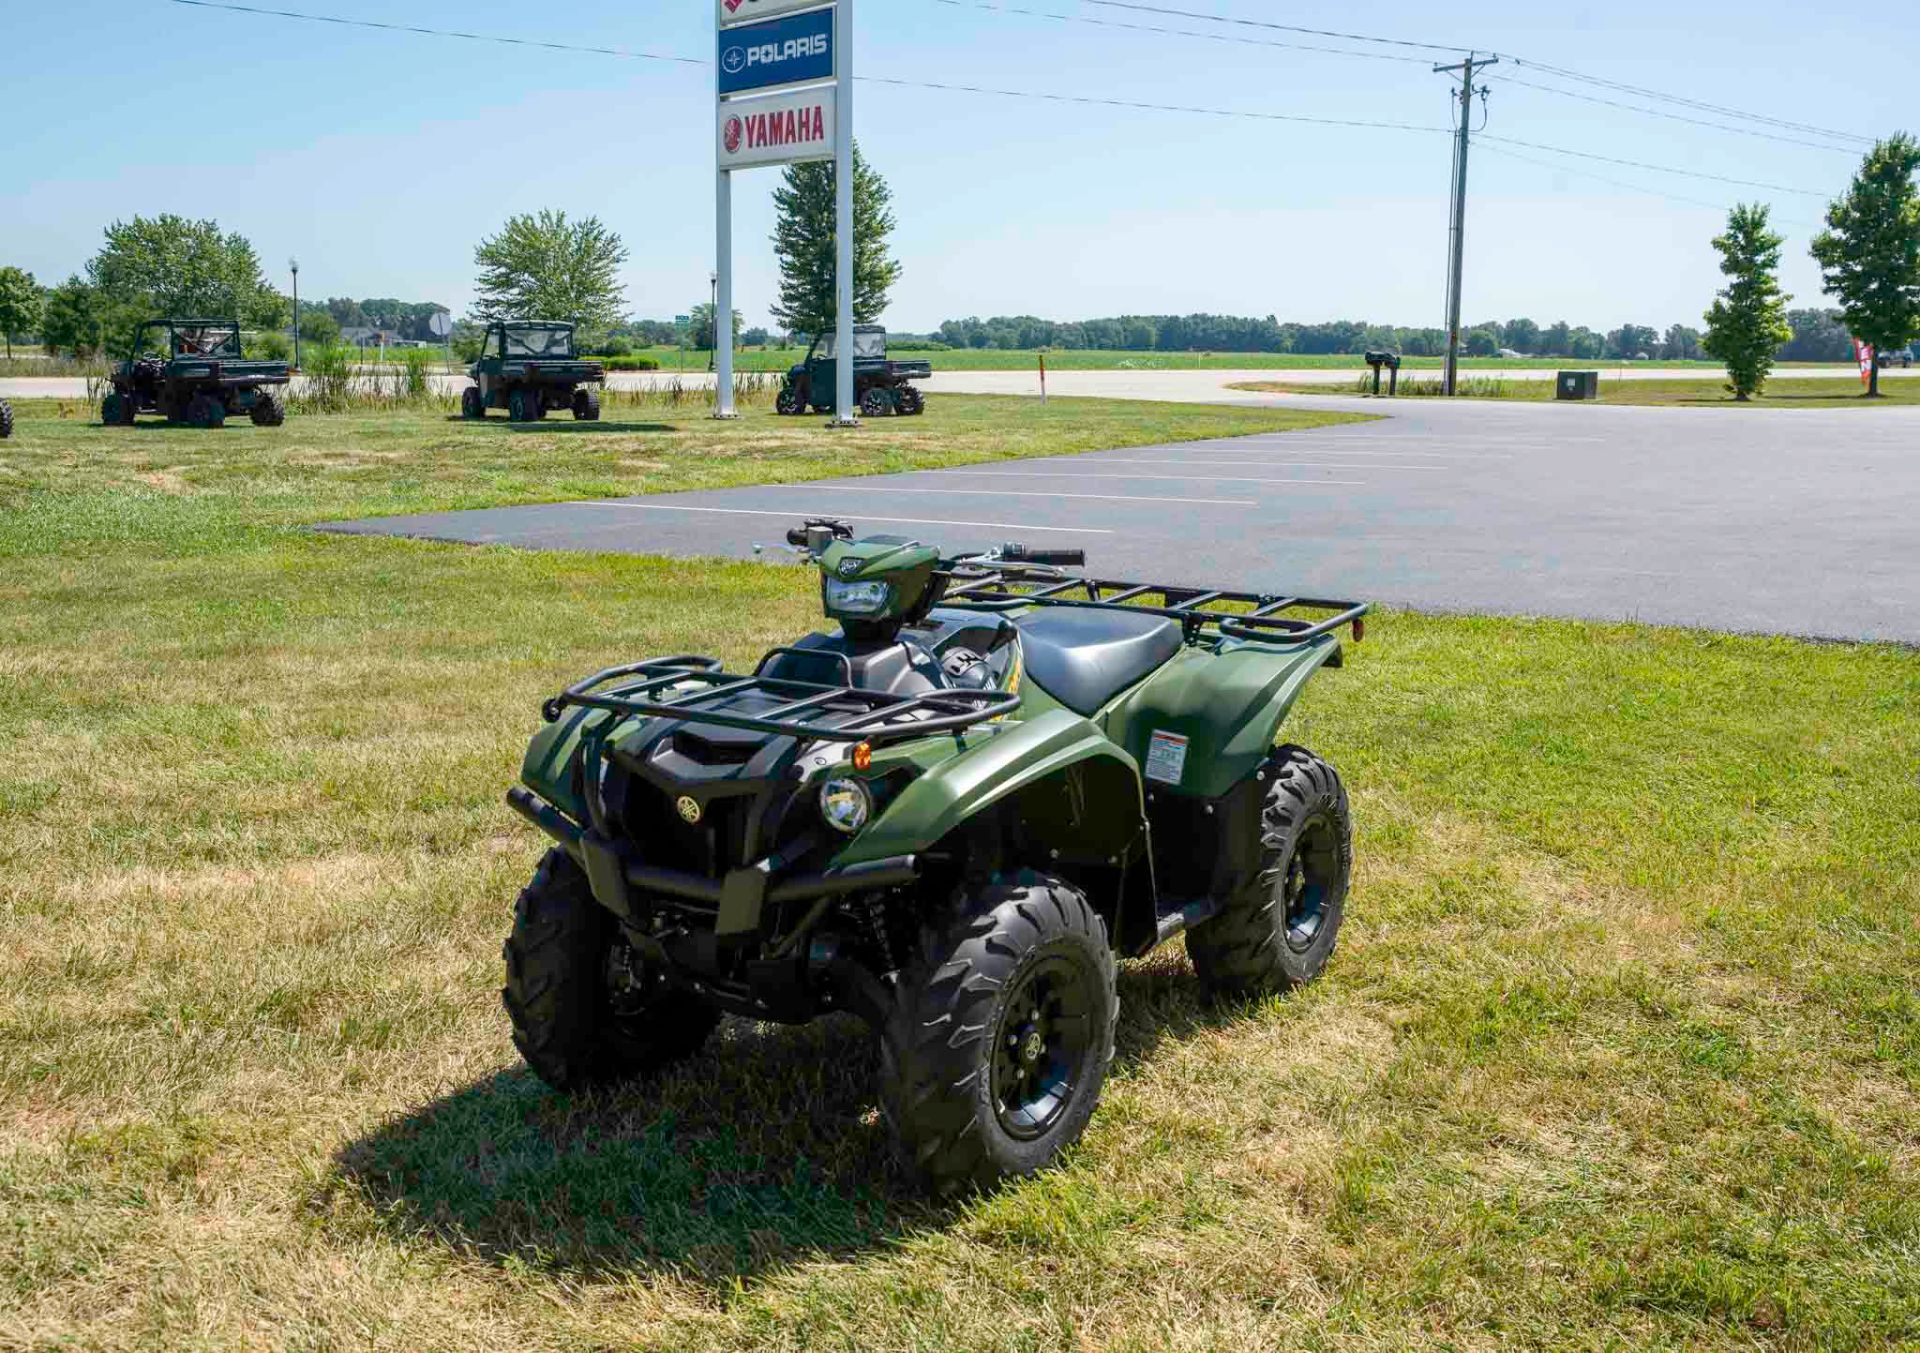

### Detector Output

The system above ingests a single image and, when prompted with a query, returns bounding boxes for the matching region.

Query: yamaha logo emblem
[723,116,742,153]
[676,795,702,824]
[837,558,862,578]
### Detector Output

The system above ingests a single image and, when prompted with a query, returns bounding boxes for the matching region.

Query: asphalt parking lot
[323,398,1920,643]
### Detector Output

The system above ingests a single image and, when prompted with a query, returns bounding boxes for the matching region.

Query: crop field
[637,345,1740,374]
[1,398,1915,1351]
[1234,375,1920,406]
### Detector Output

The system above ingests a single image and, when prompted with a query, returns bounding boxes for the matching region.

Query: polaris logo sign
[717,8,834,95]
[717,85,836,169]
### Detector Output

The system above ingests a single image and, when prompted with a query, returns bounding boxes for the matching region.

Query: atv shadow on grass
[439,416,679,434]
[328,960,1230,1286]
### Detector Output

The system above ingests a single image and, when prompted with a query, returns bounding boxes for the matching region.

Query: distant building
[340,326,402,349]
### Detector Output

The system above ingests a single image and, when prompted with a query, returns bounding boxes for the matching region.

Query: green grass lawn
[1234,375,1920,407]
[1,398,1916,1351]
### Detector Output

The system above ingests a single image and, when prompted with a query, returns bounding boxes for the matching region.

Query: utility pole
[1434,52,1494,396]
[708,270,718,374]
[289,257,300,372]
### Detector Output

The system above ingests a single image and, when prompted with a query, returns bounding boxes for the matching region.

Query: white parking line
[937,469,1365,487]
[1095,456,1449,472]
[570,502,1110,533]
[788,483,1254,506]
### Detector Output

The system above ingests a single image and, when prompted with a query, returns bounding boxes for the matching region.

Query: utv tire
[250,390,286,426]
[775,381,805,415]
[508,388,532,422]
[0,400,10,438]
[187,393,226,429]
[1186,746,1351,998]
[461,386,484,420]
[882,872,1117,1195]
[898,386,925,416]
[502,847,721,1090]
[860,386,893,417]
[100,392,126,427]
[572,387,601,421]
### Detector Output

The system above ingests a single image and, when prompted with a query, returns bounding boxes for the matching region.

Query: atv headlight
[818,776,872,834]
[823,577,892,617]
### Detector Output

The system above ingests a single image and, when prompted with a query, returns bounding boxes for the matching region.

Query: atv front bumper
[508,785,918,930]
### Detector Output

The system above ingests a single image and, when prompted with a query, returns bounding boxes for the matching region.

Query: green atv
[101,319,289,427]
[776,325,931,417]
[462,320,606,422]
[503,519,1366,1193]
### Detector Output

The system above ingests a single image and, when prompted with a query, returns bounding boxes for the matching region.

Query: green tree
[0,267,42,358]
[1809,133,1920,397]
[1702,204,1793,400]
[472,209,628,329]
[689,302,746,351]
[769,142,902,335]
[1661,323,1704,361]
[40,276,106,358]
[299,309,342,349]
[86,214,283,331]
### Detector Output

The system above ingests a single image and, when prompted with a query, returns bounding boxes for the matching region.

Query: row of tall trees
[1705,133,1920,398]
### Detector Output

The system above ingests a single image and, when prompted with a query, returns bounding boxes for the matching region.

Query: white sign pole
[830,0,856,426]
[713,14,736,421]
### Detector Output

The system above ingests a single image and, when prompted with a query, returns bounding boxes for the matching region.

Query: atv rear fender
[830,708,1146,871]
[1102,635,1342,800]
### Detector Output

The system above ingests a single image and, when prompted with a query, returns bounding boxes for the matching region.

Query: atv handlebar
[997,544,1086,567]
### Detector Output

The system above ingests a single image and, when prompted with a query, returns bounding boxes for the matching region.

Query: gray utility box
[1557,370,1600,400]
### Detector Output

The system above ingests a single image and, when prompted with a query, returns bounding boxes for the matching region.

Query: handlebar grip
[1005,547,1085,566]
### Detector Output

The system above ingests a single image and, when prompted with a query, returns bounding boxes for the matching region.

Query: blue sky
[4,0,1910,332]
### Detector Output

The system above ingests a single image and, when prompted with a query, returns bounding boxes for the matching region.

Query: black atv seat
[1014,607,1184,715]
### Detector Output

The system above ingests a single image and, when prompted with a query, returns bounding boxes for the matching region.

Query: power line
[1479,134,1829,197]
[929,0,1434,66]
[1478,141,1815,225]
[168,0,706,64]
[1075,0,1470,56]
[1491,72,1863,154]
[1501,55,1873,146]
[162,0,1448,134]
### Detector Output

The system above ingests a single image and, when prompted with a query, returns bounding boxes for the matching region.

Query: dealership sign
[718,84,836,169]
[717,7,833,95]
[717,0,828,28]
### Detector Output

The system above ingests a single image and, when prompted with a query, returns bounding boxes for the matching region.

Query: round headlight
[818,776,872,834]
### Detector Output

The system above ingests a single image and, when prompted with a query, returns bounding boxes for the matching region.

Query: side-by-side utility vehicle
[102,319,289,427]
[462,320,606,422]
[776,325,930,417]
[502,520,1364,1193]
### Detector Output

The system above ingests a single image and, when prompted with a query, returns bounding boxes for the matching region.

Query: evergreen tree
[1702,203,1793,400]
[1810,133,1920,397]
[769,143,901,335]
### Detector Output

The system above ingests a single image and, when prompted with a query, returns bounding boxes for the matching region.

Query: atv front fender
[1103,636,1342,799]
[519,702,617,823]
[831,708,1144,867]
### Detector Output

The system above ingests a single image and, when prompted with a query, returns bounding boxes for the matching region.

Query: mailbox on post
[1364,350,1402,396]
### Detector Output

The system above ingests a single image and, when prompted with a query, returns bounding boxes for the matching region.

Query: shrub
[602,355,660,371]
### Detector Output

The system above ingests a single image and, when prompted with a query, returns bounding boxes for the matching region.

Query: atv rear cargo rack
[541,652,1020,745]
[942,567,1369,645]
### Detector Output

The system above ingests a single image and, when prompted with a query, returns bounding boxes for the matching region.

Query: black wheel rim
[989,953,1095,1140]
[1283,814,1340,953]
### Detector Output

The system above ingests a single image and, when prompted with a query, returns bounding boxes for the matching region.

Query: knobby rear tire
[880,871,1117,1195]
[1185,745,1351,998]
[502,847,720,1091]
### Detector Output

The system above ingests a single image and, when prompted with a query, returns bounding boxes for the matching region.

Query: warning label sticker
[1144,730,1189,785]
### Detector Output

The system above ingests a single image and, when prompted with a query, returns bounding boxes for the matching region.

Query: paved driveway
[322,397,1920,644]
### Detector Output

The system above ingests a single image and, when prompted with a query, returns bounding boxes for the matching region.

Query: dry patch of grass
[0,399,1916,1349]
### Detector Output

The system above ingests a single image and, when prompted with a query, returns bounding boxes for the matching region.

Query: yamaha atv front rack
[540,652,1020,745]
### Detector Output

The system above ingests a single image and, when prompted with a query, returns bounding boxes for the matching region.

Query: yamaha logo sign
[717,0,825,25]
[716,85,836,170]
[716,6,834,95]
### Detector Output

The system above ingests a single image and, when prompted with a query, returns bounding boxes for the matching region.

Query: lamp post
[707,270,718,373]
[289,258,300,372]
